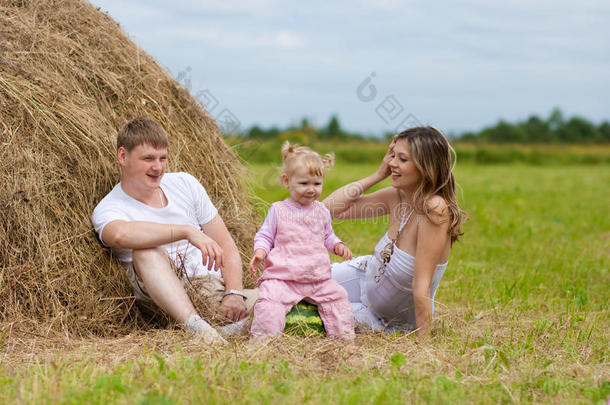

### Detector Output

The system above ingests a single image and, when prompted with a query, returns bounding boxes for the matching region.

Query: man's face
[118,143,167,191]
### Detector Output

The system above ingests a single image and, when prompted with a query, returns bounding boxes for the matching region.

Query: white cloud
[89,0,610,132]
[154,26,306,50]
[274,31,305,49]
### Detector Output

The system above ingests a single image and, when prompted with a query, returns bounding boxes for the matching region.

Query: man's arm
[102,220,185,248]
[200,215,247,322]
[102,220,224,271]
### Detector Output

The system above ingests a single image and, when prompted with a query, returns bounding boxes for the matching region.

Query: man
[91,117,256,344]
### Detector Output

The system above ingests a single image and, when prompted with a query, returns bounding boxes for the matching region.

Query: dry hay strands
[0,0,257,337]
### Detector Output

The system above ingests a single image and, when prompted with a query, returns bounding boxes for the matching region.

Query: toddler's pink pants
[250,278,355,340]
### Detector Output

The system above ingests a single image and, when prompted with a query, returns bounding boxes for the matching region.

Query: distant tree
[480,120,526,143]
[299,118,317,140]
[559,117,600,143]
[547,107,565,132]
[319,115,342,139]
[459,131,480,143]
[599,121,610,143]
[267,127,280,138]
[328,115,341,138]
[247,125,265,138]
[239,110,607,144]
[521,115,553,142]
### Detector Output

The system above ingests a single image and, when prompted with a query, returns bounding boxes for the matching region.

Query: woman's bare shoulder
[424,195,450,221]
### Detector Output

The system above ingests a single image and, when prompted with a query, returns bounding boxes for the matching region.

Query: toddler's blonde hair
[280,141,334,178]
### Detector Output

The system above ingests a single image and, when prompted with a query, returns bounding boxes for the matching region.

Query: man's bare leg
[132,247,226,344]
[132,247,196,323]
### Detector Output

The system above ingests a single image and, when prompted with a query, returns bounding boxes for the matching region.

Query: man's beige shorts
[125,262,257,322]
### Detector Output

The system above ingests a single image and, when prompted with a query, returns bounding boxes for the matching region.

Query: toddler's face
[283,165,323,206]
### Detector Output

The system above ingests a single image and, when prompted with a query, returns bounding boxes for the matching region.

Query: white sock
[219,318,248,337]
[184,313,213,336]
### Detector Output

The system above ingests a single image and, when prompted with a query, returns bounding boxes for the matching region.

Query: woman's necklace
[374,203,413,283]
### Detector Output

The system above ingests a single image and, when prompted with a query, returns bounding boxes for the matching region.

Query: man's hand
[219,294,247,323]
[334,242,353,261]
[187,229,224,271]
[249,249,267,277]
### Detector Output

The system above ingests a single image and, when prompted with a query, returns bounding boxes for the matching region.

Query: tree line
[239,108,609,143]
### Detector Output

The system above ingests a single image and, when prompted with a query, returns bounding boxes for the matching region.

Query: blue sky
[91,0,609,136]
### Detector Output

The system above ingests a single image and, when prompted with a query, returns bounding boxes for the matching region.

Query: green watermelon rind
[284,301,325,336]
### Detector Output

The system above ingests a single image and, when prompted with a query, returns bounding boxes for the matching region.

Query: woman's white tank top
[362,231,448,331]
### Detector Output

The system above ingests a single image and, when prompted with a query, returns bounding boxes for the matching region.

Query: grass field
[1,162,608,404]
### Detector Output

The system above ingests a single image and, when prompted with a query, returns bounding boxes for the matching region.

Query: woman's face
[388,139,422,192]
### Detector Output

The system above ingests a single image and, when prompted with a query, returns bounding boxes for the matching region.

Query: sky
[90,0,610,136]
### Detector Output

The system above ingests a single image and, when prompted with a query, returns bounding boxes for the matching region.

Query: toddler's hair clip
[321,153,335,168]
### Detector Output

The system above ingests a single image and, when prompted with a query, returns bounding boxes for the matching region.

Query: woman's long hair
[395,127,466,243]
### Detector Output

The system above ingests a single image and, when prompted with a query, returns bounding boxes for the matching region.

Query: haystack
[0,0,257,336]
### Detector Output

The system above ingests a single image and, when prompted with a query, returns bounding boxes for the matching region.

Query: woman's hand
[334,242,353,261]
[374,139,396,180]
[323,138,397,220]
[249,249,267,277]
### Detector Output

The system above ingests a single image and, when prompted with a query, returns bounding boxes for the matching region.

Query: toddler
[249,141,355,341]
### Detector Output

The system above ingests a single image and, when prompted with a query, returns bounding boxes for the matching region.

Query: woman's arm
[323,141,396,220]
[412,197,451,338]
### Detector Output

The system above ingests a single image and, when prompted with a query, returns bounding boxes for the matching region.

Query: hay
[0,0,257,337]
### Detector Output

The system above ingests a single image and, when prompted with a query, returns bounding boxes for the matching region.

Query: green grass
[1,163,608,404]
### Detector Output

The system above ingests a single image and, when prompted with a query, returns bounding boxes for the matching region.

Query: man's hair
[117,117,169,151]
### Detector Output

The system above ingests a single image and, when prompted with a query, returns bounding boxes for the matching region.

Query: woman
[324,126,466,338]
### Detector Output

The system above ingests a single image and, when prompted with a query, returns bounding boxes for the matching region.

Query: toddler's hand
[334,243,353,261]
[249,249,267,277]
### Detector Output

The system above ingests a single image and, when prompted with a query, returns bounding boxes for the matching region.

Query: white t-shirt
[91,172,219,278]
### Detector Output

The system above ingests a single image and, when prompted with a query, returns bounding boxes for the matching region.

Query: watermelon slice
[284,300,325,336]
